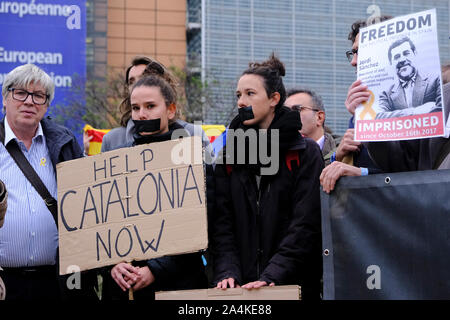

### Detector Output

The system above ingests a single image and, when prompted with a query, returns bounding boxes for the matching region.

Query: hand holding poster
[355,9,445,141]
[56,137,207,275]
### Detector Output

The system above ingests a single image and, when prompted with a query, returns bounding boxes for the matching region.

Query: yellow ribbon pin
[40,157,47,167]
[359,90,377,120]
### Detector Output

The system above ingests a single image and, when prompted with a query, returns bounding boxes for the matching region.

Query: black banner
[321,169,450,299]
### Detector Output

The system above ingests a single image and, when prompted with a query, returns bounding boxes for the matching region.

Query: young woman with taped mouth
[209,53,324,300]
[102,75,208,300]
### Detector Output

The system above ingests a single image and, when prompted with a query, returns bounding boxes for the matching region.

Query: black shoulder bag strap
[0,123,58,227]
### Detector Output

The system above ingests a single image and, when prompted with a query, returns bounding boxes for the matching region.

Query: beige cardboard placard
[155,285,301,300]
[56,137,207,275]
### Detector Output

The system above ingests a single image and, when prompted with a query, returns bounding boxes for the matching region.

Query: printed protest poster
[56,137,207,275]
[355,9,445,141]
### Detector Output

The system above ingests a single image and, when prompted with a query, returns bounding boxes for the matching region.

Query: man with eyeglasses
[0,64,94,300]
[320,17,392,193]
[285,88,340,165]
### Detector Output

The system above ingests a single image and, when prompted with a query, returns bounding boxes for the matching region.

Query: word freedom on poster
[56,137,207,275]
[355,9,445,142]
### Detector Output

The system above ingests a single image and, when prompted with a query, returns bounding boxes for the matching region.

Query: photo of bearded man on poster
[375,36,442,119]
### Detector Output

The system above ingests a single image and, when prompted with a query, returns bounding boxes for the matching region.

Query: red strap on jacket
[286,150,300,172]
[225,152,300,174]
[226,164,233,175]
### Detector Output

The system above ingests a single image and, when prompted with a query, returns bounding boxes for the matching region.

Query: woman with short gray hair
[1,64,55,114]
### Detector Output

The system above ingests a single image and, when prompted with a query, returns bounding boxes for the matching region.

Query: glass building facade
[197,0,450,133]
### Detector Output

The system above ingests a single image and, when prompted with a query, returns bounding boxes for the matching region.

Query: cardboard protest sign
[355,9,445,141]
[56,137,207,275]
[155,285,301,300]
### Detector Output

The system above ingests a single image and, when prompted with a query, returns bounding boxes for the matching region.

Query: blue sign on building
[0,0,86,144]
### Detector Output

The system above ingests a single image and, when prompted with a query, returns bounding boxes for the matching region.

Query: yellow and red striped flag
[83,124,226,156]
[83,124,110,156]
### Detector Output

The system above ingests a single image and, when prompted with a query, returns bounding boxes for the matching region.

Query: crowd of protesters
[0,15,449,301]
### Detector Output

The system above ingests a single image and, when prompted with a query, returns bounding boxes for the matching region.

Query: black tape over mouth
[133,119,161,134]
[238,106,255,122]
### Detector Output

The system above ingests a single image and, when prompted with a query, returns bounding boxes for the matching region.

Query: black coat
[210,107,324,299]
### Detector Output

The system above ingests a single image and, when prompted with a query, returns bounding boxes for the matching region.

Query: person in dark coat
[103,74,207,300]
[366,82,450,171]
[210,54,324,300]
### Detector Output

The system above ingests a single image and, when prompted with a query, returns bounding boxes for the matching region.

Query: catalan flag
[83,124,110,156]
[83,124,226,156]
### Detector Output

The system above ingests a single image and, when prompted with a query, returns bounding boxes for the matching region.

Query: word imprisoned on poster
[356,113,443,140]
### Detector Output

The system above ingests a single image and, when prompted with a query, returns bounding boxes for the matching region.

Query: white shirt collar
[316,135,325,150]
[4,117,44,146]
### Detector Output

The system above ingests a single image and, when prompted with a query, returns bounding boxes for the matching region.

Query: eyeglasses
[291,105,320,112]
[7,88,49,105]
[345,48,358,62]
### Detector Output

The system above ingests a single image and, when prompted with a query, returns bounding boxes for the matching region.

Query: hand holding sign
[335,129,361,162]
[132,266,155,291]
[345,80,371,115]
[111,262,140,291]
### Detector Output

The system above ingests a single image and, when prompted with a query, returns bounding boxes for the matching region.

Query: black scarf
[223,106,302,174]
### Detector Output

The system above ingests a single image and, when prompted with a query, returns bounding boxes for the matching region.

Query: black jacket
[210,107,324,299]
